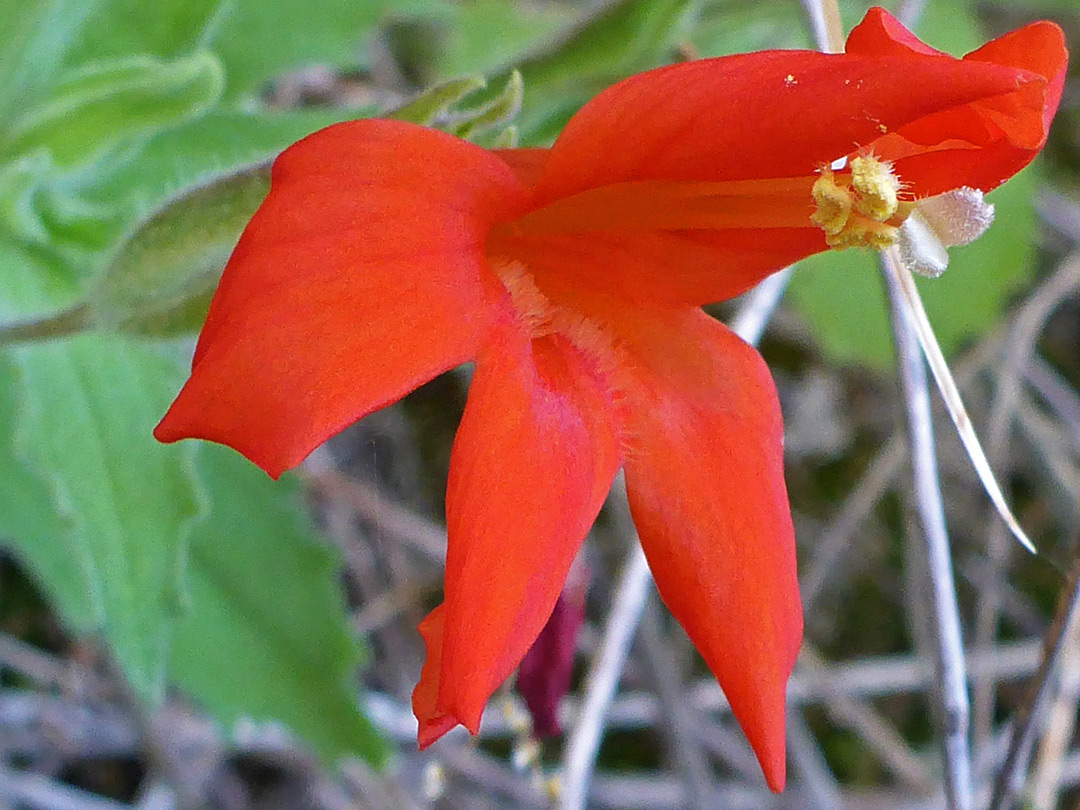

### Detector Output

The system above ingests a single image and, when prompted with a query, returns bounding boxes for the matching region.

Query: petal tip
[764,755,788,793]
[152,414,180,445]
[738,676,793,793]
[153,400,290,481]
[417,713,459,750]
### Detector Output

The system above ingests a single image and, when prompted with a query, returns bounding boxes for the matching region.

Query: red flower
[516,561,589,738]
[155,8,1066,791]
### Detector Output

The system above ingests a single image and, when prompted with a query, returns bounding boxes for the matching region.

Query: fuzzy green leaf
[451,70,523,140]
[68,0,385,98]
[3,52,224,168]
[171,444,388,766]
[0,0,101,122]
[425,0,578,80]
[0,356,95,629]
[7,336,202,699]
[0,236,203,701]
[388,75,487,126]
[89,164,270,335]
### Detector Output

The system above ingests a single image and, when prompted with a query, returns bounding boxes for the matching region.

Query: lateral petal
[413,319,621,740]
[611,305,801,791]
[155,119,528,477]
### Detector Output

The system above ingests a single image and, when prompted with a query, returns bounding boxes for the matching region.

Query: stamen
[809,171,851,236]
[811,155,909,250]
[850,155,900,222]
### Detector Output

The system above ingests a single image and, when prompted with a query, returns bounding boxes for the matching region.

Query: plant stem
[882,250,973,810]
[801,0,844,52]
[987,543,1080,810]
[0,305,91,344]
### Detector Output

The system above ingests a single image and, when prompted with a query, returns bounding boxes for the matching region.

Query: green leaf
[0,154,54,243]
[8,335,202,699]
[0,236,202,701]
[450,70,523,140]
[432,0,579,79]
[65,0,221,64]
[0,0,101,123]
[210,0,384,98]
[388,75,487,126]
[690,0,809,56]
[3,52,225,168]
[511,0,695,141]
[67,0,384,98]
[0,356,95,630]
[787,166,1040,370]
[171,444,387,767]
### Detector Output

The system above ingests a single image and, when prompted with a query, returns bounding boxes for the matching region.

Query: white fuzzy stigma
[898,187,996,279]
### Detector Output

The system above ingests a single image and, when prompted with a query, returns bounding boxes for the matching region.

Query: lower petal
[413,320,621,740]
[611,305,802,791]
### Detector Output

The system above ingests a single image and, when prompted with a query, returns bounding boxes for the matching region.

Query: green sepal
[87,164,270,335]
[450,70,523,140]
[387,75,487,126]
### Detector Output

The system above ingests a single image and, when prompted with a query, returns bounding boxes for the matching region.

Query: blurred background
[0,0,1078,808]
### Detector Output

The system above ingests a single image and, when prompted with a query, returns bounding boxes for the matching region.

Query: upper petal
[532,9,1060,204]
[155,119,528,477]
[603,304,801,791]
[844,6,948,57]
[861,13,1067,194]
[413,318,621,741]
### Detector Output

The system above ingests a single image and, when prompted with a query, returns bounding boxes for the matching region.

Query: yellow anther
[812,157,908,252]
[850,154,900,222]
[810,170,851,236]
[825,220,899,250]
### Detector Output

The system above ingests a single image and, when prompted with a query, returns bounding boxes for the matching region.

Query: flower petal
[413,605,458,747]
[155,119,528,477]
[495,227,818,306]
[861,15,1067,195]
[413,319,621,740]
[608,305,801,792]
[844,6,948,57]
[534,10,1052,204]
[966,20,1067,113]
[495,147,550,186]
